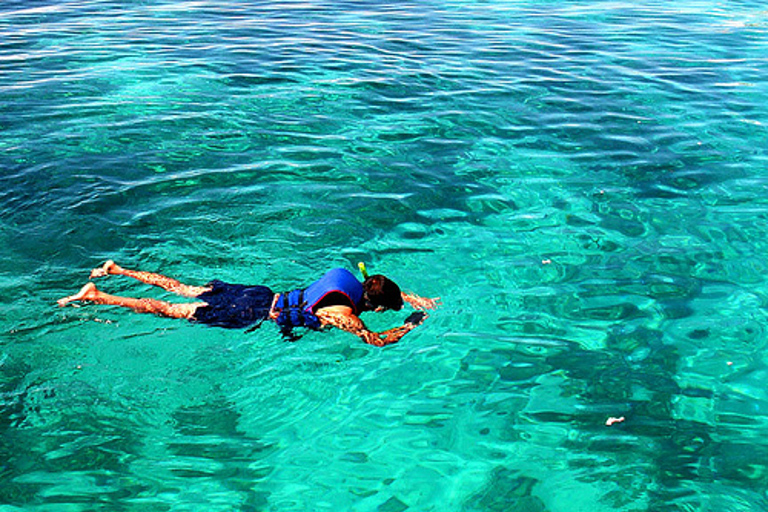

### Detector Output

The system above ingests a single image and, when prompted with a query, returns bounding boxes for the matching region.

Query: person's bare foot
[57,282,99,307]
[90,260,119,279]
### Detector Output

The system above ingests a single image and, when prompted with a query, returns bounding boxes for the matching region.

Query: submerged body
[58,261,440,346]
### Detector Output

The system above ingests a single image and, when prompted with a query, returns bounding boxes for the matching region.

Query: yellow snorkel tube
[358,262,370,279]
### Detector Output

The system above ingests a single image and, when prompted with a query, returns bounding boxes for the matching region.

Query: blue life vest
[275,268,364,329]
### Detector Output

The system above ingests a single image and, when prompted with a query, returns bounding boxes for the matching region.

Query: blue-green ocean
[2,1,768,510]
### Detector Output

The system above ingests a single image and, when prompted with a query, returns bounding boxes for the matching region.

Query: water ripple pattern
[2,1,768,511]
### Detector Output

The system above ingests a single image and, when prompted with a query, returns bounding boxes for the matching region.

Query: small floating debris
[605,416,625,427]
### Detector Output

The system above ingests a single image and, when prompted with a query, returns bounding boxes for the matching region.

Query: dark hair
[363,274,403,311]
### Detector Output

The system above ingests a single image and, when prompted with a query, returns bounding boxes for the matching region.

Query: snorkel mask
[358,262,403,311]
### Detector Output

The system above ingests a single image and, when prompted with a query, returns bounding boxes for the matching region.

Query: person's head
[363,274,403,312]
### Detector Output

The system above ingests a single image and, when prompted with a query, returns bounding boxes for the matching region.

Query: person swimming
[57,261,440,346]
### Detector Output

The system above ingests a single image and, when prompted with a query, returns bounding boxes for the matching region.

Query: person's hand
[403,293,442,311]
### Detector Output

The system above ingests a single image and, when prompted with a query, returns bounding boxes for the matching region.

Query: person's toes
[90,260,115,279]
[57,282,98,307]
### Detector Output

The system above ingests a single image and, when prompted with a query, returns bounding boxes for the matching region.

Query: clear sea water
[2,0,768,510]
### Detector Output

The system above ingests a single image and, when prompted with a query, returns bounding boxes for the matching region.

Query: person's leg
[57,283,204,319]
[90,260,210,298]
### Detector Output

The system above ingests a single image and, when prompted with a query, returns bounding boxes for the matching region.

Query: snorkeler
[57,261,440,346]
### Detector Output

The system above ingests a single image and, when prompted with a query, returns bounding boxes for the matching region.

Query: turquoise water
[2,0,768,510]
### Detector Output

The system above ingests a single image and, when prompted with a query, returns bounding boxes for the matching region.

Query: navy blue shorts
[193,280,274,329]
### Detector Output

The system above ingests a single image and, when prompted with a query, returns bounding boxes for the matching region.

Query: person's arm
[315,306,425,347]
[402,292,441,311]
